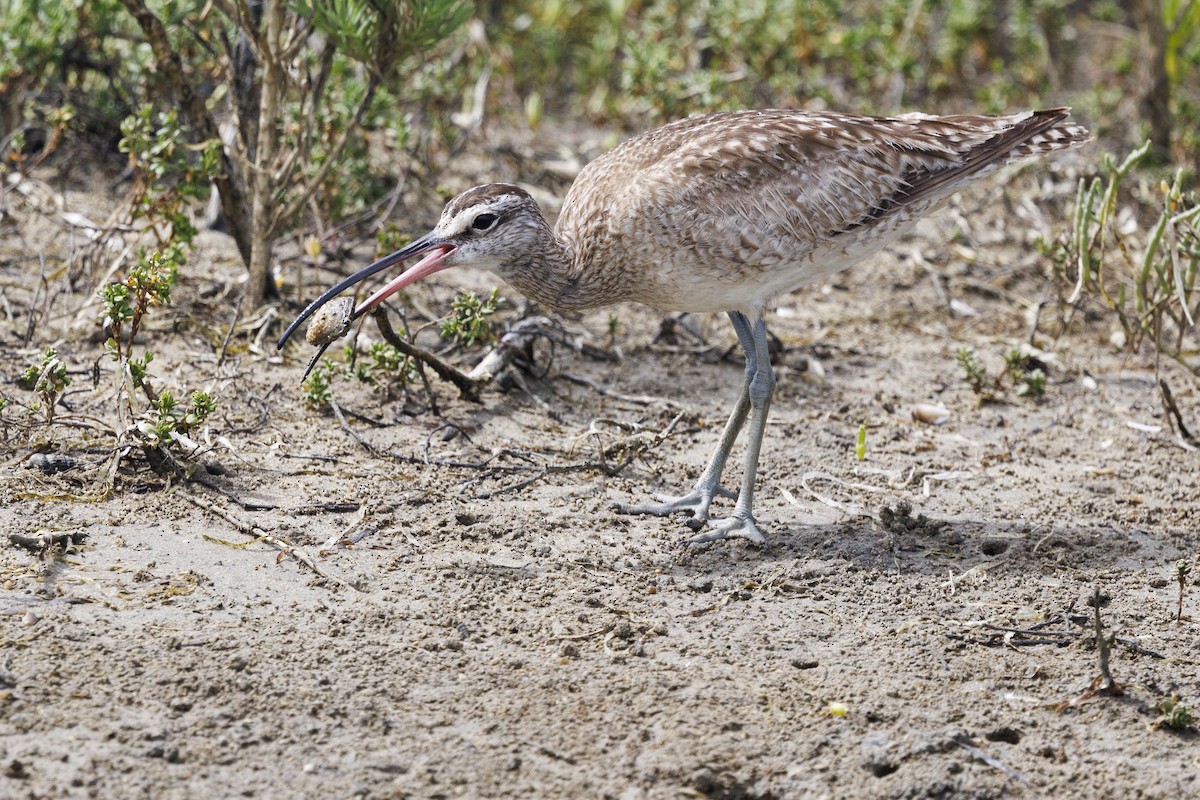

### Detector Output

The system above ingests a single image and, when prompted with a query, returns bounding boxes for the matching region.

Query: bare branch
[271,75,381,235]
[372,308,484,402]
[117,0,254,268]
[270,44,336,193]
[245,0,287,305]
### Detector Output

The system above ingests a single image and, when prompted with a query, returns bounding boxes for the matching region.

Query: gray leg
[686,314,774,545]
[613,311,757,522]
[615,312,773,545]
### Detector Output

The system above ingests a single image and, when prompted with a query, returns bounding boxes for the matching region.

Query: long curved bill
[276,231,456,350]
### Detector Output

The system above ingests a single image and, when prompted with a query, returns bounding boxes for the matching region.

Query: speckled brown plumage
[279,107,1090,545]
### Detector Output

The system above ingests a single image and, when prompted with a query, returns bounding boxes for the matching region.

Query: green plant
[142,390,217,445]
[100,245,181,363]
[98,109,205,418]
[0,0,132,142]
[439,288,502,347]
[957,346,1047,402]
[91,105,209,388]
[117,105,220,250]
[99,244,217,462]
[117,0,472,308]
[347,341,418,389]
[1152,696,1194,731]
[490,0,1077,124]
[376,227,413,257]
[1067,142,1199,376]
[304,359,335,409]
[956,347,988,395]
[855,423,867,461]
[1018,368,1047,398]
[1003,350,1047,398]
[606,312,621,347]
[19,346,70,422]
[1136,0,1200,162]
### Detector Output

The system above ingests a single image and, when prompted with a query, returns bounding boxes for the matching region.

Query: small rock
[26,453,78,474]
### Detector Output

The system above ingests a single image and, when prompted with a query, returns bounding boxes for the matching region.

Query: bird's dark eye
[472,213,498,231]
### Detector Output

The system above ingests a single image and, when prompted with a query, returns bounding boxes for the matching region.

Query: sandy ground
[2,125,1199,799]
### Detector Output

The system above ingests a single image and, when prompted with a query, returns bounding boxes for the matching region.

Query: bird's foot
[684,514,766,546]
[612,485,735,523]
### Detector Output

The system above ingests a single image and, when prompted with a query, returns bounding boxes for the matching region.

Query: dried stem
[1092,587,1123,697]
[117,0,254,268]
[371,308,484,402]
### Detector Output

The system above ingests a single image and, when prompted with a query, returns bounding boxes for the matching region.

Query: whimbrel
[279,108,1090,545]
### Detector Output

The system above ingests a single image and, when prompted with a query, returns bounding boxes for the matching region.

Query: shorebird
[279,108,1089,545]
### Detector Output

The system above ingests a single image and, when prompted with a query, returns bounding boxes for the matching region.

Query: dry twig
[954,737,1032,789]
[184,491,361,592]
[1091,587,1123,697]
[372,308,483,401]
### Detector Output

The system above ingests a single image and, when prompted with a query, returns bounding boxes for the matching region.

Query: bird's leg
[614,386,748,521]
[686,314,774,545]
[612,311,757,523]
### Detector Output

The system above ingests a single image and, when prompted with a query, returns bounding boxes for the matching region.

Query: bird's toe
[684,515,766,546]
[613,489,715,521]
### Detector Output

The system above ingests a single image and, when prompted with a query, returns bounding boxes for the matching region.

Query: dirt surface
[2,124,1199,799]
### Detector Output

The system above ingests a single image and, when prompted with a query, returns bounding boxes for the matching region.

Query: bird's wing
[621,109,1077,257]
[676,108,1080,241]
[555,109,1086,300]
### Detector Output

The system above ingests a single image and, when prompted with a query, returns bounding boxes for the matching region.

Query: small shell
[305,297,355,346]
[911,403,951,425]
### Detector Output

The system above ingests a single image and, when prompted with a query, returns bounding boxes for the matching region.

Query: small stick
[372,308,483,401]
[527,741,576,765]
[395,314,440,416]
[1176,559,1192,622]
[1092,586,1123,696]
[412,351,440,416]
[330,398,378,454]
[560,372,682,408]
[953,737,1032,788]
[184,492,361,593]
[467,316,546,381]
[1159,378,1196,449]
[215,293,244,369]
[22,252,47,346]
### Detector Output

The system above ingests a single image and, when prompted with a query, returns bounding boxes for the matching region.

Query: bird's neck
[500,220,621,312]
